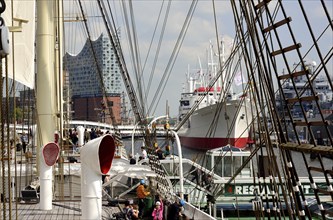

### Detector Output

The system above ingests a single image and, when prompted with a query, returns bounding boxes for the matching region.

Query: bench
[21,190,39,203]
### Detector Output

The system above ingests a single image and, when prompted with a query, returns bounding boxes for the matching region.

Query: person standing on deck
[127,154,136,186]
[90,128,97,140]
[140,146,147,160]
[20,132,28,153]
[10,139,16,164]
[152,201,164,220]
[123,200,138,220]
[136,179,150,219]
[131,204,140,220]
[167,199,185,220]
[129,154,136,165]
[84,128,90,143]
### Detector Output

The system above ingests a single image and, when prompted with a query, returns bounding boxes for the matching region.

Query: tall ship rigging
[0,0,332,219]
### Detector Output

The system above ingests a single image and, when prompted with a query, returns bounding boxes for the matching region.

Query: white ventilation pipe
[81,134,115,220]
[40,142,60,210]
[76,125,85,147]
[170,130,184,199]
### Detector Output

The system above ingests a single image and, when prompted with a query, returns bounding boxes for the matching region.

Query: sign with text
[224,182,326,197]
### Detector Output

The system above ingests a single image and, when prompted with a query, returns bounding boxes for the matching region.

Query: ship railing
[212,176,328,184]
[182,178,213,195]
[142,157,226,206]
[157,157,225,182]
[182,200,216,220]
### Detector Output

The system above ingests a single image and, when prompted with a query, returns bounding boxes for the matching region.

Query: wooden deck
[1,201,121,219]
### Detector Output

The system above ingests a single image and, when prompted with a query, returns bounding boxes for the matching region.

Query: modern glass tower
[64,34,122,124]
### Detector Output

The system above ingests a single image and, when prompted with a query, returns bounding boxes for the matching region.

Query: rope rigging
[120,1,146,117]
[0,0,332,219]
[144,1,171,113]
[96,0,145,123]
[149,0,199,116]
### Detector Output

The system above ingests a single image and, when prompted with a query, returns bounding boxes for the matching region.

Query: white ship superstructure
[177,41,252,150]
[276,62,333,119]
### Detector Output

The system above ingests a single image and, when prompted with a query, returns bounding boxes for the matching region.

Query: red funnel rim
[98,135,115,174]
[43,143,60,166]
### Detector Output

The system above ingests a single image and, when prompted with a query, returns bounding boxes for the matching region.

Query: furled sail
[2,1,35,88]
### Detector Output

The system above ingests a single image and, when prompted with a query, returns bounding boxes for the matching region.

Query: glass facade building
[64,34,122,97]
[64,34,122,124]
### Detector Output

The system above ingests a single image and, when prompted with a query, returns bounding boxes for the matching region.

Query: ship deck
[2,200,120,219]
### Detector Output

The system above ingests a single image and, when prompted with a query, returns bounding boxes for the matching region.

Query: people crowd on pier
[116,198,188,220]
[118,178,189,220]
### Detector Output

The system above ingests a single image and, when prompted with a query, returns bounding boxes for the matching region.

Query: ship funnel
[40,142,60,210]
[81,134,115,220]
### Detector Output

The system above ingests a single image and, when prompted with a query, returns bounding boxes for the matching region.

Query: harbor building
[64,34,122,124]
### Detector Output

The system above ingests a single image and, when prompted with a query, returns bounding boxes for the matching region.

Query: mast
[56,0,64,145]
[36,0,58,210]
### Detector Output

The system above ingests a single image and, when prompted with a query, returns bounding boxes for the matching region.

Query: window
[180,100,190,106]
[107,101,113,107]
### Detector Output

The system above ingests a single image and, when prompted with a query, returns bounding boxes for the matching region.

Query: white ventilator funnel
[80,134,115,220]
[40,142,60,210]
[76,126,85,147]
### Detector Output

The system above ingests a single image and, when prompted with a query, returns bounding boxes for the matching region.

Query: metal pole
[131,121,139,157]
[170,130,184,199]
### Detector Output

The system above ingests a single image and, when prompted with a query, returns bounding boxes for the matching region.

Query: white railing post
[170,130,184,199]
